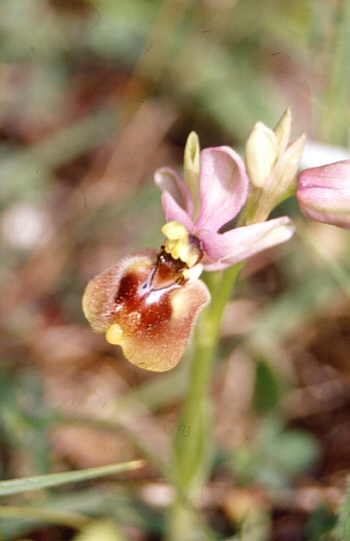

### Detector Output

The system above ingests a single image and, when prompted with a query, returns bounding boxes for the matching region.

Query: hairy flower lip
[82,250,157,334]
[82,249,210,372]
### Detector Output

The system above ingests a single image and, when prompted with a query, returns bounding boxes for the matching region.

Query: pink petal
[298,160,350,190]
[195,146,249,232]
[199,217,295,270]
[297,160,350,229]
[154,167,194,217]
[161,191,195,233]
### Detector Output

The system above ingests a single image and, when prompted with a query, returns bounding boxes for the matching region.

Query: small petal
[161,190,195,233]
[273,108,292,153]
[245,122,279,188]
[154,167,194,217]
[195,146,249,232]
[252,133,306,223]
[200,217,295,270]
[266,133,306,195]
[184,131,201,217]
[297,160,350,229]
[82,250,210,372]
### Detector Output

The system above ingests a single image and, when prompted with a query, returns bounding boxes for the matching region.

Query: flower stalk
[167,263,243,539]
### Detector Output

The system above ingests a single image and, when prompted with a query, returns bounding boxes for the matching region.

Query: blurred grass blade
[252,358,281,415]
[0,506,89,529]
[0,460,144,497]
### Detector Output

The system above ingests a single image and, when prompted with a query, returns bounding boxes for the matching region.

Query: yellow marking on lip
[105,324,123,345]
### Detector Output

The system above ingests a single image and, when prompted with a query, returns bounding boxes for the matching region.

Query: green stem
[174,262,243,497]
[165,264,242,541]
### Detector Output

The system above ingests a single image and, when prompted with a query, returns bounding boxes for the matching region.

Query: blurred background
[1,0,350,539]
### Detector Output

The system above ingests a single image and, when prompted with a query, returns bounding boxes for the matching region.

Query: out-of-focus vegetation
[1,0,350,539]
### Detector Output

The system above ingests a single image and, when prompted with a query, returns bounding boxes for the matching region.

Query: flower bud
[297,160,350,229]
[245,109,292,190]
[245,109,305,222]
[184,131,201,218]
[82,250,210,372]
[273,107,292,153]
[245,121,279,188]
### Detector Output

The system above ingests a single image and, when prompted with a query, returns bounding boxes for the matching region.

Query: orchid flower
[83,131,295,372]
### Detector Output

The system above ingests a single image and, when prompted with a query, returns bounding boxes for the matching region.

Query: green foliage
[333,480,350,541]
[305,505,337,541]
[252,359,282,415]
[0,461,143,498]
[231,416,319,490]
[256,417,319,489]
[0,370,57,474]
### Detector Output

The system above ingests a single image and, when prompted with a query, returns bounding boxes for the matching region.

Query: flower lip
[82,249,210,371]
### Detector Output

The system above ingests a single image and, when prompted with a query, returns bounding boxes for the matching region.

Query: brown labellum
[82,249,210,371]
